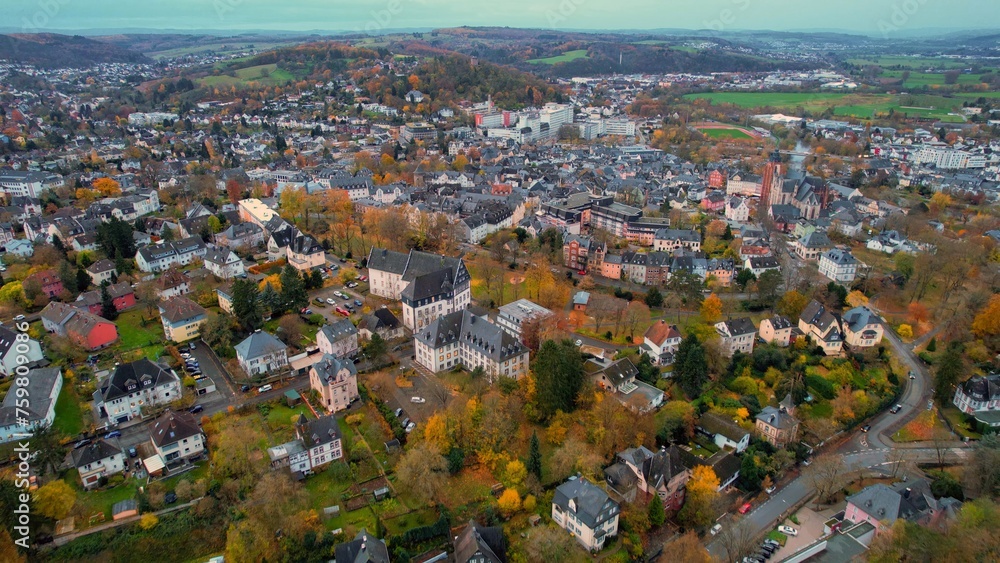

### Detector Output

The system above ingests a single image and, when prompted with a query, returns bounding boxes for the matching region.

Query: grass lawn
[802,401,833,419]
[685,91,971,122]
[200,63,295,87]
[115,309,165,352]
[699,127,755,140]
[845,56,971,69]
[263,402,314,443]
[159,461,210,491]
[940,405,982,440]
[527,49,589,64]
[383,506,438,535]
[53,384,85,437]
[767,530,788,545]
[69,470,143,524]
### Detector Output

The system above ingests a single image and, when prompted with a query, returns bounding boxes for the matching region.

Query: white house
[641,320,682,366]
[0,367,62,444]
[367,248,472,330]
[0,326,45,377]
[203,248,245,280]
[818,248,858,284]
[316,319,359,359]
[725,196,751,222]
[551,477,620,552]
[697,412,750,454]
[292,414,343,473]
[714,318,757,357]
[96,359,181,426]
[414,310,529,381]
[72,439,126,489]
[135,236,207,273]
[496,299,552,338]
[150,410,205,464]
[234,331,289,376]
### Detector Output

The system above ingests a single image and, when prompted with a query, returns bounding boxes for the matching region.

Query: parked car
[927,400,934,410]
[105,430,122,439]
[164,492,177,505]
[335,307,349,316]
[189,343,195,350]
[330,263,339,270]
[908,371,916,379]
[339,257,347,263]
[890,404,902,414]
[764,540,780,548]
[574,339,583,346]
[400,417,411,428]
[189,405,204,414]
[765,485,776,495]
[240,384,251,393]
[394,408,404,418]
[738,502,752,514]
[128,447,137,458]
[405,422,416,433]
[410,397,425,404]
[180,353,191,359]
[73,439,92,449]
[301,308,313,315]
[354,299,363,307]
[358,275,368,282]
[861,424,871,432]
[13,314,25,321]
[258,384,273,393]
[315,297,326,305]
[710,523,722,536]
[346,281,358,288]
[778,525,798,536]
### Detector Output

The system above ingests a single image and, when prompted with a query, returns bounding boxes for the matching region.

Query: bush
[139,513,159,530]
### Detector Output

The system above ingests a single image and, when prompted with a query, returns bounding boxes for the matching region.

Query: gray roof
[552,477,620,530]
[150,410,202,447]
[311,353,357,383]
[296,413,343,448]
[100,359,177,403]
[822,248,857,265]
[334,529,390,563]
[359,308,400,332]
[698,412,749,442]
[415,310,526,364]
[756,405,798,431]
[234,331,286,361]
[71,438,123,467]
[454,520,506,563]
[718,317,757,337]
[842,306,880,333]
[319,319,358,344]
[0,367,61,427]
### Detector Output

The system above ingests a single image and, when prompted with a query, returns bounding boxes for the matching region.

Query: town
[0,20,998,563]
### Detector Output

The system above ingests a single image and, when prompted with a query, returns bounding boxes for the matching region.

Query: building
[286,232,325,272]
[203,248,245,279]
[496,299,552,339]
[697,412,750,453]
[25,269,64,299]
[293,414,344,472]
[215,284,234,314]
[96,359,181,425]
[953,374,1000,428]
[0,326,45,377]
[590,357,664,412]
[454,520,506,563]
[155,268,192,299]
[0,367,62,444]
[758,315,794,347]
[74,282,136,315]
[234,331,289,376]
[819,248,858,284]
[563,234,606,272]
[316,319,359,359]
[755,395,800,447]
[237,198,279,230]
[158,296,208,343]
[135,236,207,272]
[605,446,690,511]
[86,259,117,285]
[358,308,403,341]
[845,481,938,533]
[551,477,620,552]
[334,530,389,563]
[744,255,781,277]
[414,310,529,381]
[794,230,833,261]
[215,221,265,250]
[714,318,757,357]
[725,196,751,222]
[310,354,359,413]
[72,439,126,489]
[799,300,843,355]
[652,229,701,253]
[641,320,682,366]
[0,169,60,198]
[842,306,884,349]
[40,302,118,350]
[366,248,471,330]
[149,410,205,464]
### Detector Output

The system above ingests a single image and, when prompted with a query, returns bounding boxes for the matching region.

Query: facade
[725,196,751,222]
[842,306,884,349]
[150,410,206,464]
[215,284,234,314]
[953,374,1000,427]
[25,269,64,299]
[799,300,843,355]
[366,248,472,331]
[0,367,62,444]
[158,296,208,343]
[286,232,325,272]
[551,477,621,552]
[714,318,757,357]
[605,446,690,512]
[496,299,552,338]
[215,221,265,250]
[414,310,529,381]
[642,320,682,366]
[563,234,607,271]
[309,354,359,413]
[794,230,833,261]
[135,236,207,272]
[652,229,701,253]
[203,248,245,279]
[819,248,858,284]
[358,308,404,341]
[40,302,118,350]
[72,439,126,489]
[234,331,289,376]
[97,359,181,425]
[316,319,359,359]
[758,315,794,347]
[755,395,800,447]
[86,259,117,285]
[697,412,751,453]
[74,282,136,315]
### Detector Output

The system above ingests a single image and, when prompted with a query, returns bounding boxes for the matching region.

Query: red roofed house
[74,282,136,315]
[26,269,64,299]
[642,320,682,366]
[40,302,118,350]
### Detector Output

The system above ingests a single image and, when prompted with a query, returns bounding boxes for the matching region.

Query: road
[705,318,969,561]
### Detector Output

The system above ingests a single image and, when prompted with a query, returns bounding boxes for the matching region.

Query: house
[3,239,34,257]
[678,449,742,491]
[414,310,529,381]
[744,255,781,277]
[758,315,794,347]
[605,445,690,511]
[0,367,62,443]
[794,230,833,261]
[819,248,858,284]
[334,529,389,563]
[653,229,701,253]
[86,259,117,285]
[714,317,757,357]
[203,248,245,280]
[573,291,590,311]
[215,221,265,250]
[563,234,606,271]
[286,232,325,272]
[216,284,234,314]
[25,269,64,299]
[366,248,471,331]
[149,410,205,464]
[135,236,207,272]
[842,306,884,349]
[74,282,136,315]
[316,319,359,359]
[155,268,192,299]
[40,302,118,350]
[799,300,843,355]
[0,326,45,377]
[551,477,620,552]
[96,359,181,425]
[71,439,126,489]
[454,520,506,563]
[641,320,682,365]
[755,395,800,447]
[358,308,404,341]
[590,357,663,412]
[309,354,359,413]
[697,412,750,453]
[235,331,289,376]
[953,374,1000,427]
[496,299,552,339]
[725,196,751,222]
[158,296,208,343]
[845,481,936,533]
[294,414,344,472]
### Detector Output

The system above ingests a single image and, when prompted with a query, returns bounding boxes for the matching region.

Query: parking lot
[768,507,826,560]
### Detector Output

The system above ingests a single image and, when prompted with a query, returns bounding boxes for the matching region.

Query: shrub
[139,513,159,530]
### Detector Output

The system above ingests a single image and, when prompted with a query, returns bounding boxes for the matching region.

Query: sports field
[692,123,758,140]
[527,49,590,64]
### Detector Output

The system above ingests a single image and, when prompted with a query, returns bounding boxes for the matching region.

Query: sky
[6,0,998,36]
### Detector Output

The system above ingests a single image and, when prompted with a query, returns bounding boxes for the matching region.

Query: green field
[880,70,987,88]
[685,91,970,122]
[53,384,84,437]
[527,49,590,64]
[150,41,299,60]
[847,56,972,70]
[200,63,295,87]
[699,127,755,140]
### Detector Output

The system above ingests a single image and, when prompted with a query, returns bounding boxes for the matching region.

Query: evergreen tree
[532,339,585,419]
[99,283,119,321]
[260,283,281,316]
[675,334,709,398]
[722,224,734,241]
[96,217,136,260]
[934,343,964,404]
[231,279,264,331]
[278,264,307,313]
[644,286,663,308]
[310,269,324,289]
[75,267,90,292]
[648,495,666,527]
[527,431,542,481]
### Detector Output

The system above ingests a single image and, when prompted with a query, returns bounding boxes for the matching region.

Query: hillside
[0,33,150,67]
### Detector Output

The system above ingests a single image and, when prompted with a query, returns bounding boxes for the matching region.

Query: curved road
[706,317,968,561]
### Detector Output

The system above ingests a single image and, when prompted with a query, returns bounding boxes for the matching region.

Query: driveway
[187,343,238,417]
[768,507,825,561]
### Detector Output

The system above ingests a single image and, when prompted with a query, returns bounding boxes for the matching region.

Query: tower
[759,151,783,212]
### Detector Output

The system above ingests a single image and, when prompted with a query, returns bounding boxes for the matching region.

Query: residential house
[953,374,1000,428]
[653,229,701,253]
[214,221,265,250]
[842,306,884,349]
[0,367,62,443]
[600,254,623,280]
[755,395,800,447]
[454,520,506,563]
[414,310,529,381]
[697,412,750,453]
[563,234,607,271]
[819,248,858,284]
[3,239,33,258]
[0,326,45,377]
[794,230,833,261]
[845,481,938,533]
[234,331,289,376]
[40,302,118,350]
[203,248,245,279]
[71,439,126,489]
[605,446,690,511]
[799,300,843,355]
[334,530,390,563]
[590,357,664,412]
[678,449,742,491]
[309,354,359,414]
[74,282,135,315]
[135,236,207,272]
[149,410,205,464]
[573,291,590,311]
[367,248,472,331]
[215,283,234,314]
[641,320,682,366]
[714,318,757,357]
[316,319,359,359]
[293,414,344,472]
[158,296,208,343]
[86,259,117,286]
[551,477,620,552]
[496,299,552,339]
[96,359,181,425]
[286,232,325,272]
[758,315,794,347]
[155,268,192,299]
[358,308,404,341]
[25,269,63,299]
[744,255,781,277]
[725,196,751,222]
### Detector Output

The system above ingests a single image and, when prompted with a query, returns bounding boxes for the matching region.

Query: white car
[13,315,25,321]
[326,298,335,305]
[765,485,776,494]
[410,397,426,404]
[405,422,416,433]
[710,523,722,536]
[575,339,583,346]
[778,525,798,536]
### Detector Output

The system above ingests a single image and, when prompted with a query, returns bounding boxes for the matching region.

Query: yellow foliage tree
[92,177,122,197]
[33,480,76,520]
[504,460,527,488]
[971,294,1000,337]
[929,192,952,214]
[422,413,451,453]
[897,324,914,339]
[139,513,159,530]
[846,290,869,308]
[258,274,282,292]
[497,488,521,517]
[523,494,537,512]
[700,293,723,323]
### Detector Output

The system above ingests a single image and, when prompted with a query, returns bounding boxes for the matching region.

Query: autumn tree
[665,532,712,563]
[226,178,245,204]
[422,413,451,453]
[498,488,521,517]
[531,339,585,420]
[845,290,869,308]
[679,466,720,528]
[972,294,1000,338]
[33,479,76,520]
[805,453,851,507]
[777,290,809,319]
[700,293,723,323]
[395,444,448,504]
[92,177,122,197]
[623,300,650,341]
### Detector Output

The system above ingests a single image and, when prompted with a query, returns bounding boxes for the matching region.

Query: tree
[0,528,26,563]
[804,453,850,507]
[700,293,723,323]
[897,324,914,339]
[92,177,121,197]
[139,513,159,530]
[972,294,1000,337]
[231,279,263,331]
[674,335,709,398]
[33,480,76,520]
[777,290,809,319]
[523,525,580,562]
[623,300,650,341]
[531,340,584,420]
[395,445,448,504]
[756,269,783,307]
[665,532,712,563]
[648,495,666,527]
[226,178,245,204]
[75,267,91,292]
[679,466,720,528]
[657,400,696,443]
[845,290,869,308]
[717,518,760,563]
[277,314,305,347]
[934,343,965,405]
[96,217,136,260]
[525,431,543,481]
[965,433,1000,498]
[202,313,234,352]
[735,269,756,291]
[363,333,388,366]
[422,413,451,453]
[29,423,65,476]
[644,286,663,308]
[99,283,119,321]
[278,264,307,312]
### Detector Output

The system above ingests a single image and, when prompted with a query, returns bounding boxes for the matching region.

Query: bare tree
[805,453,851,507]
[589,294,617,335]
[931,426,952,468]
[622,300,650,341]
[886,448,911,479]
[718,518,761,563]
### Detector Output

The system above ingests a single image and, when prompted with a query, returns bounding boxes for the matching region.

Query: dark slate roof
[698,412,749,442]
[959,374,1000,403]
[822,248,857,265]
[454,520,506,563]
[604,462,639,494]
[149,410,201,447]
[415,310,526,363]
[799,300,842,341]
[756,404,798,431]
[764,315,793,330]
[311,353,357,383]
[296,413,343,448]
[334,529,390,563]
[158,296,207,324]
[552,477,620,530]
[360,308,400,332]
[719,317,757,337]
[0,367,61,426]
[842,306,880,333]
[319,319,358,344]
[598,357,638,387]
[846,483,922,523]
[100,359,178,403]
[71,438,123,468]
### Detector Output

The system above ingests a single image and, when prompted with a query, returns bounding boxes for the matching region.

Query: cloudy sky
[6,0,996,35]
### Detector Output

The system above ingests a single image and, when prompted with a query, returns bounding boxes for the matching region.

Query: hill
[0,33,150,67]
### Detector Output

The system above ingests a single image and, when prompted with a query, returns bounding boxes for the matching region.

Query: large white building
[818,248,858,284]
[414,310,529,381]
[551,477,621,553]
[0,367,62,444]
[0,169,61,198]
[913,147,986,170]
[135,237,207,272]
[367,248,472,330]
[496,299,552,338]
[96,360,181,425]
